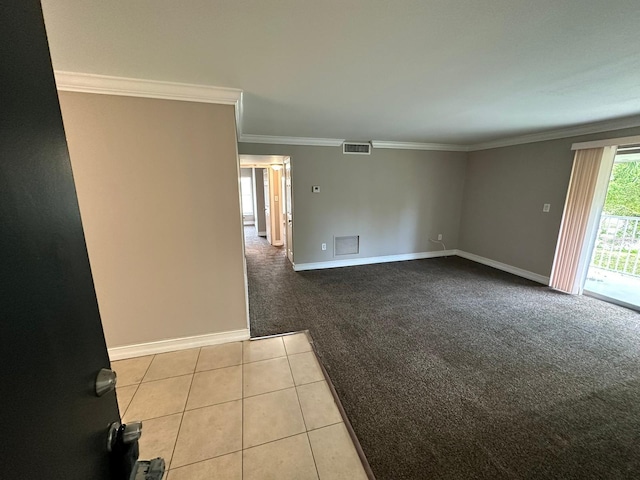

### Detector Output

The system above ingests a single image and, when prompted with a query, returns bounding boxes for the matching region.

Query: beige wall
[459,126,640,278]
[59,92,247,348]
[239,143,467,265]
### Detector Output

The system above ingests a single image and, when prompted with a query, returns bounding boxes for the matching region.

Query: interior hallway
[243,226,640,479]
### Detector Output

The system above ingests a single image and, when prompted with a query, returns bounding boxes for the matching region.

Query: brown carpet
[244,227,640,480]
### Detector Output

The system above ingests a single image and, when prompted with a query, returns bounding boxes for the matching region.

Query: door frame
[565,135,640,301]
[284,157,294,264]
[238,155,292,254]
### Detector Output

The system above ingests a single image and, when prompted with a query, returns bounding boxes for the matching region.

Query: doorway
[583,148,640,310]
[238,155,293,265]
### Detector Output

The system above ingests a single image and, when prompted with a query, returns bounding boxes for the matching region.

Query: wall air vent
[343,142,371,155]
[335,236,359,256]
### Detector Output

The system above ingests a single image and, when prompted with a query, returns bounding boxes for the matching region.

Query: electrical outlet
[543,203,551,213]
[437,234,443,241]
[321,243,327,251]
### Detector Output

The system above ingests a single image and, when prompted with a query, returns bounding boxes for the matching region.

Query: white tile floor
[112,333,369,480]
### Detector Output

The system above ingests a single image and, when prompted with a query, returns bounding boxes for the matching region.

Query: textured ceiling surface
[42,0,640,144]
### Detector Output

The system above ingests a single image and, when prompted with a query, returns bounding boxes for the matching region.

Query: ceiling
[41,0,640,146]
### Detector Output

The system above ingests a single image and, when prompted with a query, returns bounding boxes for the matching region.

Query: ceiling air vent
[343,142,371,155]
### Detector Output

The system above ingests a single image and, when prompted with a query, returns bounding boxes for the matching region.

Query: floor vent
[335,236,359,255]
[343,142,371,155]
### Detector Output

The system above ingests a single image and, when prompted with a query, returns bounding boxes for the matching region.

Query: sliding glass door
[583,151,640,310]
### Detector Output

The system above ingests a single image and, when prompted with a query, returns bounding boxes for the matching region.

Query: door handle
[95,368,117,396]
[107,421,143,452]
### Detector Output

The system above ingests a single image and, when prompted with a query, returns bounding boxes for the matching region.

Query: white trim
[371,140,469,152]
[233,136,252,332]
[239,154,287,166]
[55,72,640,153]
[469,116,640,151]
[615,152,640,163]
[571,135,640,151]
[257,231,267,236]
[54,71,242,105]
[293,250,456,271]
[108,329,250,361]
[292,248,552,285]
[54,71,244,135]
[239,134,344,147]
[238,116,640,152]
[455,251,550,285]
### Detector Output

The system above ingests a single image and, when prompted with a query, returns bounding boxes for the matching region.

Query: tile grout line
[244,430,314,453]
[121,382,140,420]
[119,354,155,420]
[307,420,343,433]
[285,353,307,431]
[167,423,345,474]
[188,360,244,376]
[242,354,288,365]
[141,360,243,384]
[166,347,201,472]
[243,383,312,401]
[131,408,343,434]
[285,349,321,480]
[137,372,196,385]
[168,448,244,473]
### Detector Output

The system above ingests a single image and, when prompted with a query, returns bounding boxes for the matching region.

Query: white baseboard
[455,250,550,285]
[108,328,250,361]
[257,231,266,236]
[291,248,550,285]
[293,250,456,271]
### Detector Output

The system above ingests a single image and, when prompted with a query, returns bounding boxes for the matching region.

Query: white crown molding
[371,140,469,152]
[108,328,250,360]
[54,71,244,135]
[54,72,640,152]
[571,134,640,151]
[54,71,242,105]
[239,136,468,151]
[239,134,344,147]
[238,115,640,152]
[468,115,640,151]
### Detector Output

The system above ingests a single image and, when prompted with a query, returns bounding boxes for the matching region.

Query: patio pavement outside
[584,266,640,310]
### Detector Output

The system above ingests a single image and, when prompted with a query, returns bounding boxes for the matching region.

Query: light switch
[312,186,320,193]
[543,203,551,213]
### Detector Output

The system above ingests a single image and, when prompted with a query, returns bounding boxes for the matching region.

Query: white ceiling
[42,0,640,145]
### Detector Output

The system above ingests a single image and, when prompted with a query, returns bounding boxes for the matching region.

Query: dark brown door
[0,2,120,478]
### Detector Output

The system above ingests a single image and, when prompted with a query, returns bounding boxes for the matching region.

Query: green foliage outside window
[603,161,640,217]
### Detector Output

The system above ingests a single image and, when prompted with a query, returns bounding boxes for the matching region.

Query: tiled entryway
[112,333,369,479]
